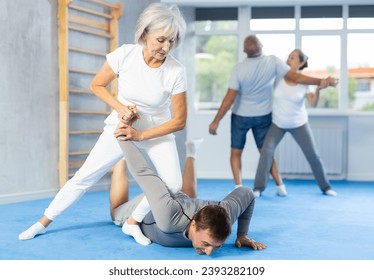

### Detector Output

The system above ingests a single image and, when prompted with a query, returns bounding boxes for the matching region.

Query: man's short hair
[193,205,231,241]
[244,35,263,57]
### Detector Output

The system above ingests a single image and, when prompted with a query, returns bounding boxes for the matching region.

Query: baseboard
[0,183,111,205]
[0,189,59,205]
[346,173,374,181]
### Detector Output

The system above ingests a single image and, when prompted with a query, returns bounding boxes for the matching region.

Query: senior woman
[19,3,187,246]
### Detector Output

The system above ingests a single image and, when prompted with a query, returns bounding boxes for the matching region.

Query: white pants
[44,124,182,221]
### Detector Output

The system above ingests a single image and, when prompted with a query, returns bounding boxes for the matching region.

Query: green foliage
[361,102,374,111]
[348,77,357,106]
[195,36,237,103]
[318,87,338,108]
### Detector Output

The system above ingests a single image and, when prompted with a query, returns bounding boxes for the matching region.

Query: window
[250,7,295,71]
[347,5,374,111]
[301,36,340,109]
[196,20,237,32]
[192,4,374,113]
[195,8,238,32]
[348,5,374,30]
[195,8,238,110]
[250,7,295,31]
[348,33,374,111]
[195,35,238,110]
[356,80,371,92]
[300,6,343,30]
[257,34,295,61]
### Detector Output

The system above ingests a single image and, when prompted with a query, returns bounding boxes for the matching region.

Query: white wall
[0,0,59,204]
[347,115,374,181]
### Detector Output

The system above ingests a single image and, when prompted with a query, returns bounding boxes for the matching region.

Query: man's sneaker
[276,184,287,197]
[324,189,337,196]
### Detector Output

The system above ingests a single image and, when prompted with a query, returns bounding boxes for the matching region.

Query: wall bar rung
[89,0,117,9]
[70,110,111,115]
[69,46,107,56]
[69,130,103,135]
[69,89,92,94]
[69,4,112,19]
[69,67,97,75]
[69,14,109,31]
[68,170,112,177]
[69,151,90,156]
[69,24,111,38]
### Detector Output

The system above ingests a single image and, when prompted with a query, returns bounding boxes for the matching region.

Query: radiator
[275,128,345,177]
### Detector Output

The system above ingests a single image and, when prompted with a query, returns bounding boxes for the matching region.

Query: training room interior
[1,0,374,263]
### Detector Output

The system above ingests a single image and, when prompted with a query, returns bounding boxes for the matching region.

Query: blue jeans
[231,113,272,150]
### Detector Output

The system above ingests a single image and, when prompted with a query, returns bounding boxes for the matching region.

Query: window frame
[195,8,240,111]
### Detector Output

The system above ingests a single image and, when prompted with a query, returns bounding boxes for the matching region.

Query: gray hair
[135,3,186,48]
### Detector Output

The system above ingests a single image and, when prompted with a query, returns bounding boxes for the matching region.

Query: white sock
[19,222,46,240]
[253,190,261,198]
[324,189,337,196]
[276,184,287,197]
[235,184,242,188]
[185,137,204,158]
[122,222,151,246]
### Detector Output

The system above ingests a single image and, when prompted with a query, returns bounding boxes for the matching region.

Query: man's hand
[114,123,143,141]
[209,121,219,135]
[235,235,266,250]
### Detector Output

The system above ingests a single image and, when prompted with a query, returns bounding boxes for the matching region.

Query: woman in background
[253,49,337,197]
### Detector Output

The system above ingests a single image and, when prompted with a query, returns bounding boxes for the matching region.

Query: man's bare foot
[235,235,266,250]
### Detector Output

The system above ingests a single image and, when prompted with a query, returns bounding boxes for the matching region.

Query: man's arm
[221,187,254,234]
[209,88,238,135]
[221,187,266,250]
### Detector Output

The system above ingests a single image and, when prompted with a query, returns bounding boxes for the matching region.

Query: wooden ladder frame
[58,0,122,187]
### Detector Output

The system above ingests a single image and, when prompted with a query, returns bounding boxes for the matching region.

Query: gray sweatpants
[254,122,331,192]
[115,140,256,247]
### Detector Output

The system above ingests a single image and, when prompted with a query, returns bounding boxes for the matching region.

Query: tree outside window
[195,35,237,110]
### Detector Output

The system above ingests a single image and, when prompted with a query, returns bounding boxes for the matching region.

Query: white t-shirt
[104,44,187,127]
[272,78,311,129]
[228,55,290,117]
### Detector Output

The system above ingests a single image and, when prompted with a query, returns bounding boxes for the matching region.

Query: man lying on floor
[113,139,266,256]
